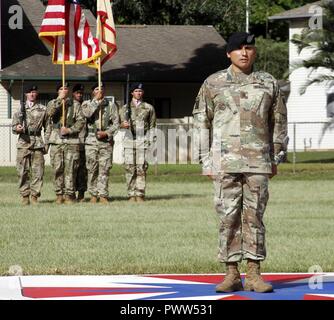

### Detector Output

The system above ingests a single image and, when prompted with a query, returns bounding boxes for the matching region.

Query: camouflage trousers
[213,173,269,263]
[16,148,45,198]
[124,147,148,197]
[85,143,113,198]
[50,144,80,196]
[76,146,87,193]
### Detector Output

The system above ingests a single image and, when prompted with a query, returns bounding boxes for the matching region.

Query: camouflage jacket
[46,98,85,145]
[12,102,48,150]
[119,101,156,148]
[193,65,288,174]
[81,98,120,145]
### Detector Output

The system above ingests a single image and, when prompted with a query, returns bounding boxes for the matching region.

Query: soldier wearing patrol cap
[72,83,88,202]
[12,85,48,205]
[46,82,86,204]
[119,83,156,202]
[81,82,120,204]
[193,32,288,293]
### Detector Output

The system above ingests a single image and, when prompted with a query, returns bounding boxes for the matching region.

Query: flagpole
[97,11,102,131]
[62,37,66,128]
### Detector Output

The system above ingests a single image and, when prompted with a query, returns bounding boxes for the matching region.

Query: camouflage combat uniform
[119,100,156,198]
[47,98,85,197]
[12,102,48,199]
[81,97,119,198]
[193,65,287,263]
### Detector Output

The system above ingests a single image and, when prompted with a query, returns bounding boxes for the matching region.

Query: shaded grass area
[2,158,334,185]
[0,164,208,184]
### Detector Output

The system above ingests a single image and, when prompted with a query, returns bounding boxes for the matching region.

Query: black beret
[91,82,104,91]
[56,82,70,91]
[72,83,84,93]
[24,85,38,93]
[130,83,144,92]
[226,32,255,53]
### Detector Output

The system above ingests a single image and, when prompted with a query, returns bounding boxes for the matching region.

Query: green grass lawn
[0,162,333,275]
[287,150,334,164]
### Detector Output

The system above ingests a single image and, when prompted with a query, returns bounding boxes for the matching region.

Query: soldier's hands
[121,121,130,129]
[269,164,277,179]
[206,174,218,180]
[60,127,71,136]
[16,124,24,133]
[202,169,218,180]
[95,90,104,102]
[97,131,108,140]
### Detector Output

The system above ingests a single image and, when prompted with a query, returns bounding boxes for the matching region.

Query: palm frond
[299,74,334,95]
[291,0,334,94]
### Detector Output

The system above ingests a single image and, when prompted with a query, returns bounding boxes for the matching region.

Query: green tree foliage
[251,0,315,25]
[291,0,334,94]
[255,37,289,79]
[75,0,246,37]
[41,0,316,40]
[111,0,247,38]
[250,0,318,40]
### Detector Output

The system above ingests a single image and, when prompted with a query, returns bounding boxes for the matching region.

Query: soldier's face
[93,87,105,97]
[227,45,257,73]
[58,87,69,95]
[132,89,144,100]
[73,91,83,103]
[26,90,38,102]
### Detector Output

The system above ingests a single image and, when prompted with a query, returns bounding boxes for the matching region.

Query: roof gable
[269,1,322,21]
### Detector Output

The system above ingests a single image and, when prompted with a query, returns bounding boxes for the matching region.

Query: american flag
[95,0,117,66]
[39,0,100,65]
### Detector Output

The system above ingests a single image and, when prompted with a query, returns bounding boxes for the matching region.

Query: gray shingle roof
[1,0,228,82]
[269,1,322,21]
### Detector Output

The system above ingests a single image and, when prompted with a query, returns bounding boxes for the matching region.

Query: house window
[38,93,57,106]
[146,97,171,119]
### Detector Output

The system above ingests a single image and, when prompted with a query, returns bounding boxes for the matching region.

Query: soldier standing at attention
[193,32,287,293]
[81,83,120,204]
[119,83,156,202]
[72,84,88,202]
[47,83,86,204]
[12,85,48,205]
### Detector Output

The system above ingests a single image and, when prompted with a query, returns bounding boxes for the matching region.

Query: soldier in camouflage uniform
[81,83,120,204]
[72,84,88,202]
[12,85,48,205]
[193,32,288,293]
[119,83,156,202]
[47,83,86,204]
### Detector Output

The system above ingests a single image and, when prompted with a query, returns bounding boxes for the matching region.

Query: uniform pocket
[250,91,265,112]
[214,102,234,125]
[213,178,224,213]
